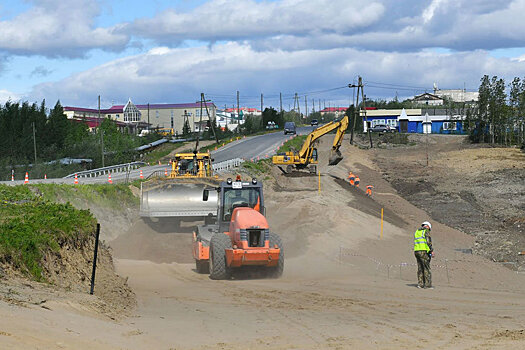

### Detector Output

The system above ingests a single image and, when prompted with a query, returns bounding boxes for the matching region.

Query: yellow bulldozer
[272,115,349,174]
[140,152,221,226]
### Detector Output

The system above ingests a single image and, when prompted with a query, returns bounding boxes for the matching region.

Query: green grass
[0,185,96,281]
[142,142,189,164]
[242,159,272,175]
[277,135,308,153]
[33,183,138,210]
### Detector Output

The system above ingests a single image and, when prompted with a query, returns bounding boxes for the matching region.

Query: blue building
[360,108,466,134]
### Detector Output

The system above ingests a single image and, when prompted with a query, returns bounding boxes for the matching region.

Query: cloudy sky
[2,0,525,110]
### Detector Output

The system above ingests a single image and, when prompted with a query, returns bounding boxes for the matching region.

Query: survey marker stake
[90,223,101,295]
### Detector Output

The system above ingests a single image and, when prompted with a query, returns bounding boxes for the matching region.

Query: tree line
[465,75,525,146]
[0,100,158,180]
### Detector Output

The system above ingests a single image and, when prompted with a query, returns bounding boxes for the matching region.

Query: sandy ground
[371,134,525,268]
[1,135,524,349]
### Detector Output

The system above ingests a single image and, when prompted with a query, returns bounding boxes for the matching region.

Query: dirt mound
[373,134,525,269]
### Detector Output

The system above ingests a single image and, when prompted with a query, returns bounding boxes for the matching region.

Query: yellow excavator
[272,115,349,174]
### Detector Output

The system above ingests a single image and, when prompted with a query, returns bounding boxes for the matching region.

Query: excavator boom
[272,115,349,173]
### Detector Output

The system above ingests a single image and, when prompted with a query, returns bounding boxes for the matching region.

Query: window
[123,101,141,122]
[443,122,457,130]
[222,188,261,221]
[386,119,398,127]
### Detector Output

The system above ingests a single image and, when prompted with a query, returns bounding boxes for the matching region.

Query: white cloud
[28,42,525,107]
[0,89,20,103]
[119,0,525,53]
[128,0,385,42]
[0,0,128,57]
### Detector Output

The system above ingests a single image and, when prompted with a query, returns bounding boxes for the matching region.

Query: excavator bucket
[140,178,219,218]
[328,149,343,166]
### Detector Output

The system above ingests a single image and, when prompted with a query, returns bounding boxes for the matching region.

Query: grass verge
[0,183,138,281]
[277,135,308,153]
[0,185,96,281]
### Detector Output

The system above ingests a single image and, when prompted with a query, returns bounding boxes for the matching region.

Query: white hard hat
[422,221,432,230]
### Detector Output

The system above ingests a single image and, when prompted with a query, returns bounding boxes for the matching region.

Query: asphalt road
[211,126,313,162]
[2,126,315,185]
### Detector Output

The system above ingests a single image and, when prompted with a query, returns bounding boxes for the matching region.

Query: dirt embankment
[0,185,138,320]
[369,134,525,269]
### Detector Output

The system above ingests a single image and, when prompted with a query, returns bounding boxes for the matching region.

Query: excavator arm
[327,115,349,165]
[298,115,348,165]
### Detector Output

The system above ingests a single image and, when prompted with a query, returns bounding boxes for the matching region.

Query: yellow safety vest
[414,229,430,252]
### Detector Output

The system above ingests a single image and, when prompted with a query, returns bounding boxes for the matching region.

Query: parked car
[266,121,278,129]
[310,119,319,126]
[370,124,395,133]
[284,122,296,135]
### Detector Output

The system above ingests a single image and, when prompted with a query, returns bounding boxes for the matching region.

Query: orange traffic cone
[165,168,168,176]
[158,160,161,165]
[74,173,78,184]
[108,173,113,184]
[140,169,143,179]
[24,172,29,184]
[44,174,47,180]
[11,173,14,181]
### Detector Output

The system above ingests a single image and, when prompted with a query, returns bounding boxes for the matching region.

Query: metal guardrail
[63,161,146,179]
[212,158,245,173]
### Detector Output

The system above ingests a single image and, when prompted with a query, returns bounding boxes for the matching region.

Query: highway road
[2,126,315,185]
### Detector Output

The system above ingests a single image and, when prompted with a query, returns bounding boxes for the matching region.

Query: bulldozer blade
[140,178,220,218]
[328,149,343,166]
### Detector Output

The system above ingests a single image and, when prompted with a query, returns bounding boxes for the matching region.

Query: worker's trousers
[414,250,432,288]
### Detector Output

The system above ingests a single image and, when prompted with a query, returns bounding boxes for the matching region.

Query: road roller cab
[193,176,284,279]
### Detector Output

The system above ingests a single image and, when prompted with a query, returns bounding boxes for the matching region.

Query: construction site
[0,124,523,350]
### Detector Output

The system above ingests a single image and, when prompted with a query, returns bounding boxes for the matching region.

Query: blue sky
[2,0,525,109]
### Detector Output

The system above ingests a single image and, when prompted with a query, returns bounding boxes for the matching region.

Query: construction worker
[348,172,355,186]
[366,185,373,196]
[354,175,360,188]
[414,221,434,289]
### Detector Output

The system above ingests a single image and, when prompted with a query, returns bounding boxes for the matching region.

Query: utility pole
[279,92,283,117]
[358,78,373,148]
[201,93,218,144]
[224,104,228,128]
[297,94,301,117]
[260,93,264,129]
[305,96,308,119]
[147,103,150,130]
[237,90,240,123]
[312,99,315,114]
[32,122,37,164]
[98,95,104,167]
[293,93,297,112]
